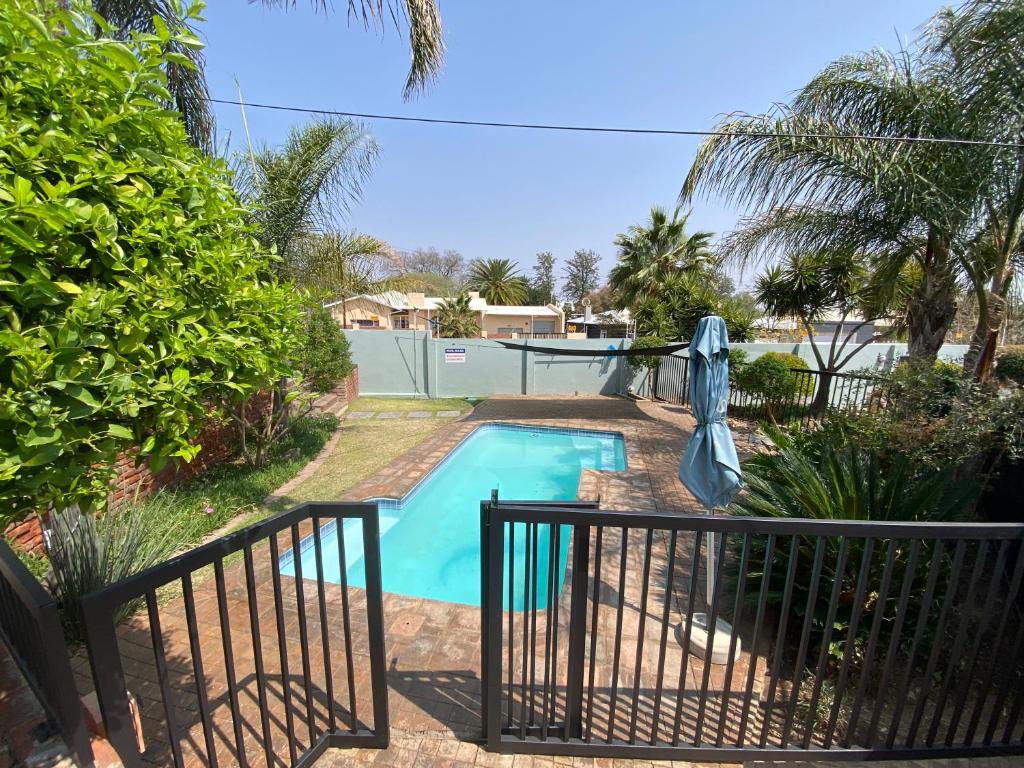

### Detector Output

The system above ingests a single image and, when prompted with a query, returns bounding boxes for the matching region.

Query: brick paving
[67,396,1000,768]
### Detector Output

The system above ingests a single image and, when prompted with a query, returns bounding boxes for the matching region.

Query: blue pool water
[280,424,626,607]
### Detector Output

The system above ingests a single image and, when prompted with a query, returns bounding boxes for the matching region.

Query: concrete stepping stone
[407,411,433,418]
[377,411,403,419]
[437,410,462,418]
[347,411,374,419]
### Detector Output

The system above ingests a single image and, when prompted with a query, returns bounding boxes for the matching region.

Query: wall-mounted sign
[444,347,466,363]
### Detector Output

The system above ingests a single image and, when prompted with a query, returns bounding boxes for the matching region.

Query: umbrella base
[679,613,742,665]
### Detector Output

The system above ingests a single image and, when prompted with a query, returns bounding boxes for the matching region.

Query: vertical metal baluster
[759,536,801,748]
[801,538,850,749]
[584,526,603,743]
[905,540,966,747]
[213,560,248,766]
[650,530,678,746]
[694,533,729,745]
[887,541,946,748]
[779,537,826,748]
[966,540,1024,744]
[243,547,275,768]
[981,542,1024,745]
[519,521,532,740]
[606,527,630,742]
[146,591,185,768]
[290,524,316,744]
[926,541,990,746]
[845,539,898,748]
[507,522,515,729]
[736,534,776,747]
[311,518,336,734]
[824,538,875,749]
[628,530,654,744]
[998,623,1024,744]
[865,540,921,747]
[540,523,556,741]
[945,540,1010,745]
[335,518,358,732]
[716,533,751,747]
[268,535,298,765]
[672,533,705,746]
[549,524,561,732]
[182,573,220,768]
[529,522,540,726]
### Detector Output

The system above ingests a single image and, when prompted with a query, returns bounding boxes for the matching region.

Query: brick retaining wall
[3,369,358,555]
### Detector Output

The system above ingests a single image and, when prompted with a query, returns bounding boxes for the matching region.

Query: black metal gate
[480,500,1024,762]
[82,501,389,768]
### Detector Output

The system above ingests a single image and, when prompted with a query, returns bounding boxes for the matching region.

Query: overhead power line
[205,97,1024,149]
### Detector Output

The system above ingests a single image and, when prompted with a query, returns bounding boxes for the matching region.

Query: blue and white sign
[444,347,466,363]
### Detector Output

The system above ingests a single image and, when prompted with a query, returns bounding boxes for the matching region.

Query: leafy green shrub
[0,3,301,513]
[735,354,798,420]
[727,426,976,664]
[727,347,748,386]
[996,345,1024,385]
[626,335,667,371]
[766,351,815,395]
[46,498,183,641]
[299,307,354,392]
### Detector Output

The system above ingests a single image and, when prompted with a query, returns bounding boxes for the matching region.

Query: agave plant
[46,498,182,641]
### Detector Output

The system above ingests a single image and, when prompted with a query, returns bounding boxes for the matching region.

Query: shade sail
[678,316,742,510]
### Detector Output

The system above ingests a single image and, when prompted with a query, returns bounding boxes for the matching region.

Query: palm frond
[259,0,445,99]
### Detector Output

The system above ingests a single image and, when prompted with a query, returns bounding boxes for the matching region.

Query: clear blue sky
[200,0,943,287]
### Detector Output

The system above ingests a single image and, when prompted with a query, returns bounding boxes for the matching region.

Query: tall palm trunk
[907,231,958,363]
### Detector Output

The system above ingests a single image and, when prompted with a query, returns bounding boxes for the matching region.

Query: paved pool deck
[66,396,1010,768]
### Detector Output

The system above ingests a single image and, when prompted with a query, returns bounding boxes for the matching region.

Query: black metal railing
[652,355,891,426]
[0,541,93,766]
[480,500,1024,762]
[81,502,389,768]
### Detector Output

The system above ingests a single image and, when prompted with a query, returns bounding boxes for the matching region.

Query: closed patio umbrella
[678,315,742,661]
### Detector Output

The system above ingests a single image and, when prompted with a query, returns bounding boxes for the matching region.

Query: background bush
[0,3,301,514]
[626,335,668,371]
[299,307,354,392]
[735,353,798,401]
[996,345,1024,385]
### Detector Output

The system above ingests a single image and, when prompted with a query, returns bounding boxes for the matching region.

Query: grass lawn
[273,405,468,506]
[350,396,480,413]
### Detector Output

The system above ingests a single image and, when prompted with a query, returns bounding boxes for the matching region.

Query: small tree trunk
[810,371,834,415]
[966,267,1013,382]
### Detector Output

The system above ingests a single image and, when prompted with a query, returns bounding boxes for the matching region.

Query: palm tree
[434,292,480,338]
[290,230,404,326]
[92,0,445,150]
[608,206,714,309]
[681,45,986,364]
[233,118,380,267]
[467,259,529,305]
[932,0,1024,380]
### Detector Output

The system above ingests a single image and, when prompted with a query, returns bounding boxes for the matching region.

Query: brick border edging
[262,404,348,506]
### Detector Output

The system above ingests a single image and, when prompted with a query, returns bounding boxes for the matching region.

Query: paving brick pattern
[68,397,1005,768]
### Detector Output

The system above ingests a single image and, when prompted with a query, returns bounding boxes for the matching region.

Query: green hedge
[0,2,301,513]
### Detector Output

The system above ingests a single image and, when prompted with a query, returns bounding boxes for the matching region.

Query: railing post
[562,523,591,741]
[483,500,505,751]
[81,596,144,768]
[359,503,390,746]
[479,495,494,740]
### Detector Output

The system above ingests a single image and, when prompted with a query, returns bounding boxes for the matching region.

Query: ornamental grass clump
[46,496,182,642]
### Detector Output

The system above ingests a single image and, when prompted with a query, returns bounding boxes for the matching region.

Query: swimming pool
[280,423,626,606]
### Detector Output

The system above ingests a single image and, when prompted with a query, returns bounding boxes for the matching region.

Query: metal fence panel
[481,501,1024,762]
[81,502,389,768]
[0,541,93,766]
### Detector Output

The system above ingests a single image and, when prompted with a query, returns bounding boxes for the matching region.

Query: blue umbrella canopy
[679,315,742,510]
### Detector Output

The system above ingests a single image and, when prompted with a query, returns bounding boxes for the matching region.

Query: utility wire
[205,97,1024,149]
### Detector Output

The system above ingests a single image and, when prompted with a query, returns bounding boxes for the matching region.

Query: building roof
[568,308,631,325]
[330,292,557,316]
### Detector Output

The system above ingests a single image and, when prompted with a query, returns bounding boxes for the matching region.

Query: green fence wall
[344,330,972,399]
